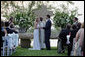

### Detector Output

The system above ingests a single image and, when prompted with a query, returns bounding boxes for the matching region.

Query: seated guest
[58,24,71,54]
[5,22,18,50]
[1,21,7,47]
[8,17,18,33]
[5,22,18,34]
[1,21,7,36]
[9,17,15,29]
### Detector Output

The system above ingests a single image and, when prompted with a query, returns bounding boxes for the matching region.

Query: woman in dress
[74,23,84,56]
[29,18,41,50]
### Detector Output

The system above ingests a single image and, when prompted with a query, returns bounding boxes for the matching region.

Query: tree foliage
[12,1,36,32]
[1,1,44,32]
[1,1,82,31]
[53,1,80,29]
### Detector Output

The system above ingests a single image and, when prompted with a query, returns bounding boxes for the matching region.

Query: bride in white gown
[29,18,41,50]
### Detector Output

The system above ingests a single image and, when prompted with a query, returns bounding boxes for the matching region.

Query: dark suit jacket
[44,19,52,39]
[59,29,71,44]
[70,29,77,44]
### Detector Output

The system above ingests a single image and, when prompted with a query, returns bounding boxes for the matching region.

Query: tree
[9,1,36,32]
[53,1,79,29]
[3,1,49,32]
[1,1,82,32]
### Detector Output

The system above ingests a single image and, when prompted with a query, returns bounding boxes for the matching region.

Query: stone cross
[33,5,53,20]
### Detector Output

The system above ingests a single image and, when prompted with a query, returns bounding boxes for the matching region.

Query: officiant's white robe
[39,21,46,48]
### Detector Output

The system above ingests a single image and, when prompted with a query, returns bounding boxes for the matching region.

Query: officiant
[39,17,46,49]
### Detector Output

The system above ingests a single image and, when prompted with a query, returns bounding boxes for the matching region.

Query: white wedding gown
[29,24,41,50]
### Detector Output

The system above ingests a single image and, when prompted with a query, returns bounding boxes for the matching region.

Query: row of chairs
[1,33,19,56]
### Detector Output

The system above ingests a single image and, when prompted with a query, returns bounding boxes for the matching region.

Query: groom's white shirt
[46,19,49,22]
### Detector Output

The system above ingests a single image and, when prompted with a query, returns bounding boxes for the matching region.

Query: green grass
[11,46,67,56]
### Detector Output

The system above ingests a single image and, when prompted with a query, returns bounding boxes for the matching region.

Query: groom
[43,15,52,50]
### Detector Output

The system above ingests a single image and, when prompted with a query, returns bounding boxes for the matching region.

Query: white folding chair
[8,34,14,55]
[12,33,16,52]
[1,36,10,56]
[15,34,19,47]
[12,33,19,52]
[1,36,6,56]
[8,33,18,54]
[5,36,12,56]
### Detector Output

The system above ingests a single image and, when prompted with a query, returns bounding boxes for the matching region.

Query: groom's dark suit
[43,19,52,50]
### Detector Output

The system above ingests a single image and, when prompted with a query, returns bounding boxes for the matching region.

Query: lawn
[11,46,67,56]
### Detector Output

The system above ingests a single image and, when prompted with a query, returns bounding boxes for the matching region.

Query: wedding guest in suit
[68,24,78,56]
[73,17,81,32]
[59,24,71,53]
[73,17,78,26]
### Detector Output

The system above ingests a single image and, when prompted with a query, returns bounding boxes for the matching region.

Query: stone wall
[19,33,59,39]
